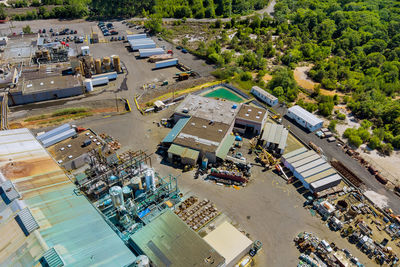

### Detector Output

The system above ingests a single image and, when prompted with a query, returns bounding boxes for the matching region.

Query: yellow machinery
[258,146,278,166]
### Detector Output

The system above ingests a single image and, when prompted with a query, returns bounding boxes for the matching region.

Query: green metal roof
[216,134,235,160]
[129,210,225,267]
[168,144,199,161]
[162,117,190,143]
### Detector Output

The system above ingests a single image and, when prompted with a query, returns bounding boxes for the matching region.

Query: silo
[135,255,150,267]
[103,56,111,71]
[130,176,143,191]
[144,169,156,192]
[95,58,102,74]
[109,186,124,208]
[112,55,121,73]
[85,79,93,92]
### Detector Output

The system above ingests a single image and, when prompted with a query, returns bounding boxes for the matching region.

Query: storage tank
[95,58,102,74]
[135,255,150,267]
[130,176,143,191]
[109,175,119,183]
[122,186,132,199]
[85,79,93,92]
[42,50,50,60]
[35,50,42,58]
[112,55,121,73]
[109,186,124,208]
[103,57,111,71]
[144,169,156,191]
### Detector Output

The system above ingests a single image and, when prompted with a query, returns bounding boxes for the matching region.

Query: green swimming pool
[203,87,245,103]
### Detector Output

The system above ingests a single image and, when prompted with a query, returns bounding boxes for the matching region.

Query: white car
[321,240,333,253]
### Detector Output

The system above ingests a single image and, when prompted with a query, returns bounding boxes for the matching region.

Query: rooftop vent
[258,111,262,114]
[248,109,252,112]
[191,123,195,126]
[245,114,249,117]
[202,125,207,128]
[50,81,54,84]
[40,82,44,86]
[218,129,222,132]
[256,116,260,119]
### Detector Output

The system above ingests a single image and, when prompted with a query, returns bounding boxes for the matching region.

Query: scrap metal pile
[99,133,121,151]
[175,196,220,231]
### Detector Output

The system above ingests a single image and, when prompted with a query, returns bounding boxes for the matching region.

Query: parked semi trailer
[139,48,164,58]
[154,58,178,69]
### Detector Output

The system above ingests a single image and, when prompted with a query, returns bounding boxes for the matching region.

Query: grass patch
[51,108,88,117]
[24,114,47,122]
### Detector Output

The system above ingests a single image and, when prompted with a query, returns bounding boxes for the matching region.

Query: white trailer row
[127,34,147,40]
[154,58,178,69]
[129,38,156,50]
[139,48,165,58]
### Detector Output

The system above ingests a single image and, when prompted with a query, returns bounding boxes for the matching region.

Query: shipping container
[127,34,147,40]
[131,43,156,50]
[155,58,178,69]
[37,123,71,141]
[139,48,164,58]
[92,71,117,81]
[310,174,342,192]
[91,77,109,86]
[42,128,77,147]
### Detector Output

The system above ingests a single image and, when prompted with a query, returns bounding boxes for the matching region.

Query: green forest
[177,0,399,152]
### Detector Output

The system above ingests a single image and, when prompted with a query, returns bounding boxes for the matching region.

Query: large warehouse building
[282,147,342,193]
[286,105,323,132]
[0,128,136,266]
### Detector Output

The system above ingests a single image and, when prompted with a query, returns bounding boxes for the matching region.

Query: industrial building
[260,122,289,154]
[46,128,103,170]
[203,221,253,267]
[234,104,268,135]
[129,210,225,267]
[286,105,324,132]
[165,94,268,165]
[0,128,136,266]
[251,86,278,106]
[282,147,342,193]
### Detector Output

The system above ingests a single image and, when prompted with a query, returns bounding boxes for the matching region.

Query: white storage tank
[109,186,124,207]
[135,255,150,267]
[130,176,143,191]
[144,169,156,191]
[81,46,90,56]
[85,79,93,92]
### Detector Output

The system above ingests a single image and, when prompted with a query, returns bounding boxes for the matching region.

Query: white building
[251,86,278,106]
[260,123,288,154]
[286,105,323,132]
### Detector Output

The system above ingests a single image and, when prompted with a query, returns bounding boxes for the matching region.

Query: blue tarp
[138,208,151,218]
[162,117,190,143]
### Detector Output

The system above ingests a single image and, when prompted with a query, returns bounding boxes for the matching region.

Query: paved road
[275,105,400,214]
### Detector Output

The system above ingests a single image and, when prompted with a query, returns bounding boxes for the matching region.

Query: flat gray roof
[287,150,316,164]
[300,163,332,179]
[291,153,321,169]
[310,174,342,190]
[175,94,239,125]
[262,123,288,150]
[296,158,326,174]
[305,168,338,184]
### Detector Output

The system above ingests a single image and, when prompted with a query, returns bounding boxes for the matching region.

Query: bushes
[240,72,252,81]
[336,113,346,120]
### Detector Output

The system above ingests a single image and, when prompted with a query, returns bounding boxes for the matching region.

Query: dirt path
[294,66,318,92]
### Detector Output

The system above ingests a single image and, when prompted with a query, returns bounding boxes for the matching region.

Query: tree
[380,143,393,155]
[0,6,6,20]
[328,120,337,132]
[273,86,284,97]
[22,25,32,34]
[348,134,363,148]
[368,136,381,149]
[145,14,163,33]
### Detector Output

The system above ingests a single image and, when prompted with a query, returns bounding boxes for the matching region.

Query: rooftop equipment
[109,186,124,208]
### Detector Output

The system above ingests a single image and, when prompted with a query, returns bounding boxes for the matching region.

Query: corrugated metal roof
[15,207,39,236]
[287,150,316,164]
[129,210,225,267]
[287,105,323,127]
[296,158,327,174]
[300,164,332,179]
[251,86,277,101]
[39,247,64,267]
[216,134,235,160]
[282,147,308,161]
[291,154,320,169]
[305,168,337,184]
[0,180,20,204]
[310,174,342,191]
[37,124,71,141]
[167,144,199,161]
[41,128,76,148]
[162,117,190,143]
[0,128,136,267]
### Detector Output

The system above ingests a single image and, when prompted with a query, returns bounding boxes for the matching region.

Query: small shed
[261,123,288,154]
[167,144,200,166]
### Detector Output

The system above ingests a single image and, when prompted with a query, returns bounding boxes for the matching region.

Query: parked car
[110,30,118,35]
[49,28,53,32]
[118,36,121,41]
[122,36,125,40]
[42,28,46,33]
[104,32,110,36]
[315,130,325,138]
[182,48,188,53]
[176,46,182,50]
[107,23,113,28]
[110,37,114,41]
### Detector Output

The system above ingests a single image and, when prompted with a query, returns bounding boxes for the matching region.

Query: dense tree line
[89,0,268,19]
